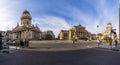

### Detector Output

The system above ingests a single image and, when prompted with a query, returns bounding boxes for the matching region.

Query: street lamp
[16,33,18,49]
[5,30,10,53]
[97,25,99,40]
[96,25,99,47]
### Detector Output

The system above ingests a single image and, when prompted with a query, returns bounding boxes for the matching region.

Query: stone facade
[58,30,69,40]
[58,24,91,40]
[97,33,103,40]
[11,10,41,40]
[41,30,55,40]
[102,22,118,41]
[102,22,114,40]
[91,34,96,40]
[103,22,112,37]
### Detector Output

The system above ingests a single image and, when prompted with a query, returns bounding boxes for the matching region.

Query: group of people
[97,39,118,48]
[19,40,29,48]
[72,36,118,48]
[72,37,78,44]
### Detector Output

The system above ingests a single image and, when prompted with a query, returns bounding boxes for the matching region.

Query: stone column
[69,30,71,40]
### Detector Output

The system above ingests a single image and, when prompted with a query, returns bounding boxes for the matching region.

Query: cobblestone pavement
[98,42,120,50]
[27,40,97,51]
[1,40,120,65]
[1,47,120,65]
[0,46,20,54]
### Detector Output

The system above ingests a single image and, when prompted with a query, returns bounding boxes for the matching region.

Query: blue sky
[0,0,119,37]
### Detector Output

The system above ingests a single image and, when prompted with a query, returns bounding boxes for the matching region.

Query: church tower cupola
[106,22,112,31]
[21,10,32,27]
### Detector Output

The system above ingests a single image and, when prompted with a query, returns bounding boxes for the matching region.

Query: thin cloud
[57,0,118,34]
[0,0,118,36]
[33,16,70,37]
[0,0,18,30]
[95,0,119,33]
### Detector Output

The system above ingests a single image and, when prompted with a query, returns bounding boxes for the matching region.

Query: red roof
[97,33,103,36]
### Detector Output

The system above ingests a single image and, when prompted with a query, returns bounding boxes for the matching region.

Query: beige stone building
[11,10,41,40]
[97,33,103,40]
[102,22,116,40]
[41,30,55,40]
[58,30,69,40]
[58,24,91,40]
[91,34,96,40]
[102,22,118,41]
[103,22,112,38]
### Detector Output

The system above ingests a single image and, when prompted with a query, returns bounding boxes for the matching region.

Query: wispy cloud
[0,0,18,30]
[94,0,119,33]
[57,0,118,34]
[0,0,118,37]
[56,4,101,33]
[33,16,70,37]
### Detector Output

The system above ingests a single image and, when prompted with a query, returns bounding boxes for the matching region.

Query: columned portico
[11,10,41,40]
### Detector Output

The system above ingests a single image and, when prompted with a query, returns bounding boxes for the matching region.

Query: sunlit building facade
[58,24,91,40]
[102,22,118,40]
[103,22,113,38]
[41,30,55,40]
[11,10,41,40]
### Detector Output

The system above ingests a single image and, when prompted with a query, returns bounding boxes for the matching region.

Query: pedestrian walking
[73,37,77,44]
[72,36,75,44]
[98,40,102,47]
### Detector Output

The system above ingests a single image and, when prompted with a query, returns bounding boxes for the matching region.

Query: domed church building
[103,22,112,37]
[11,10,41,40]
